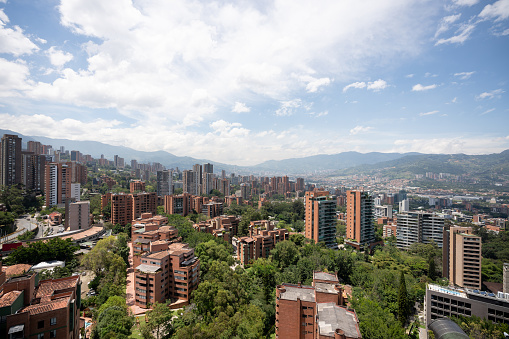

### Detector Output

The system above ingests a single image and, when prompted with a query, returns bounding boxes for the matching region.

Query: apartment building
[132,225,199,307]
[443,226,482,290]
[156,170,173,196]
[45,162,86,208]
[345,190,375,249]
[0,262,81,339]
[305,191,337,249]
[66,201,90,231]
[130,180,146,193]
[396,211,445,249]
[193,215,240,243]
[237,221,289,265]
[101,192,157,226]
[425,283,509,328]
[0,134,22,187]
[275,272,361,339]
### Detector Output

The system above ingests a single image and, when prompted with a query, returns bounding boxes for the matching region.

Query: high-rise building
[396,211,444,249]
[157,170,173,196]
[0,134,22,187]
[399,198,409,212]
[193,164,202,195]
[305,191,337,248]
[45,162,72,207]
[182,170,195,195]
[66,200,90,230]
[203,163,213,174]
[442,226,481,290]
[27,140,43,155]
[21,152,46,193]
[130,180,146,193]
[70,150,80,162]
[346,190,375,249]
[296,177,305,191]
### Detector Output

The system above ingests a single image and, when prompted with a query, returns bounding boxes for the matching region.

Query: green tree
[428,256,437,281]
[145,301,174,339]
[93,305,134,339]
[271,240,300,270]
[195,240,234,277]
[397,271,408,325]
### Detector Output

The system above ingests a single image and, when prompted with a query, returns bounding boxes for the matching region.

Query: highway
[0,215,37,244]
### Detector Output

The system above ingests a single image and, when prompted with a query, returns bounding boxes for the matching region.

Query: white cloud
[231,102,250,113]
[46,46,74,67]
[419,110,439,116]
[305,77,331,93]
[452,0,480,6]
[476,89,504,99]
[275,99,302,116]
[435,23,475,45]
[481,108,495,115]
[412,84,437,91]
[350,126,373,135]
[392,136,509,155]
[435,14,462,38]
[454,71,475,80]
[405,74,414,78]
[343,79,387,92]
[0,58,33,96]
[309,111,328,118]
[367,79,388,91]
[0,10,39,56]
[343,81,366,92]
[479,0,509,21]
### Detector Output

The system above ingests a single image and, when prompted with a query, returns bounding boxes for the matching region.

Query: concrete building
[345,190,374,249]
[67,201,90,231]
[182,170,196,195]
[374,205,393,219]
[0,262,81,339]
[21,152,46,194]
[399,199,409,213]
[0,134,22,187]
[305,191,337,249]
[45,163,71,208]
[425,283,509,328]
[275,272,361,339]
[102,192,157,226]
[443,226,481,290]
[164,193,192,216]
[237,221,289,265]
[157,170,173,196]
[396,212,445,249]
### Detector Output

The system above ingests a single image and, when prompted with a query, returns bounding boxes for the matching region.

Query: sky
[0,0,508,166]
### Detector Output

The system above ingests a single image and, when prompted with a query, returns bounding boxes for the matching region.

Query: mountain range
[2,129,508,177]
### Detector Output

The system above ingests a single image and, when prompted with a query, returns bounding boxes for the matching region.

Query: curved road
[0,215,37,244]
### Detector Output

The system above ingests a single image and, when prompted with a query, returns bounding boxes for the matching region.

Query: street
[0,215,36,243]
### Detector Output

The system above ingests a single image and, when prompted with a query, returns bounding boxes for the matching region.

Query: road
[0,215,37,243]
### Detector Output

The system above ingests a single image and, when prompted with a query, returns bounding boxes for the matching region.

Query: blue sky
[0,0,508,165]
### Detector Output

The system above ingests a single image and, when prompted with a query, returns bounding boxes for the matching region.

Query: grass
[130,314,146,338]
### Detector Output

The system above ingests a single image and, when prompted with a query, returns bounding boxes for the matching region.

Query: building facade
[396,212,445,249]
[237,221,289,265]
[0,134,22,187]
[345,190,375,249]
[156,170,173,196]
[305,191,337,248]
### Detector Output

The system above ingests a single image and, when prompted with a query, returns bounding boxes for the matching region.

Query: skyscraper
[346,190,375,249]
[396,211,444,249]
[45,162,71,207]
[305,191,337,248]
[0,134,22,187]
[157,170,173,196]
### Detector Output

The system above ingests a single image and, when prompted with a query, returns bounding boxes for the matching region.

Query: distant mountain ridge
[2,129,506,176]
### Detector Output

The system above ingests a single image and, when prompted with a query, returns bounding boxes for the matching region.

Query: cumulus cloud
[476,89,504,99]
[0,10,39,56]
[392,136,509,155]
[412,84,437,91]
[305,77,331,93]
[479,0,509,21]
[309,111,328,118]
[350,126,373,135]
[46,46,74,67]
[231,102,250,113]
[419,110,439,116]
[454,71,475,80]
[275,99,302,116]
[0,58,33,96]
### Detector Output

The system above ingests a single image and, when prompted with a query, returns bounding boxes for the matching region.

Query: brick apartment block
[0,261,81,339]
[101,192,157,226]
[237,221,289,265]
[131,221,199,308]
[193,215,240,243]
[276,272,361,339]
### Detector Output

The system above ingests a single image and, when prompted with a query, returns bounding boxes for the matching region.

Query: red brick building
[275,272,361,339]
[130,180,146,193]
[237,221,289,265]
[193,215,240,243]
[101,192,157,226]
[0,261,81,339]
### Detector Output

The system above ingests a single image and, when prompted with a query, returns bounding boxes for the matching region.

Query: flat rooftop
[317,303,361,338]
[279,284,315,302]
[315,282,339,295]
[314,272,339,282]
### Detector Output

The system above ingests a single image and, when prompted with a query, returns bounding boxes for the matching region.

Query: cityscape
[0,0,509,339]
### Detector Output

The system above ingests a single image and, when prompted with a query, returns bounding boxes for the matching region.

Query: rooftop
[317,303,361,338]
[279,284,315,302]
[36,275,80,301]
[0,290,22,308]
[21,297,70,315]
[314,272,339,283]
[136,264,160,273]
[315,282,339,295]
[2,264,32,277]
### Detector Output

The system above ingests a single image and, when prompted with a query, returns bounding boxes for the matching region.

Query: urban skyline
[0,0,508,166]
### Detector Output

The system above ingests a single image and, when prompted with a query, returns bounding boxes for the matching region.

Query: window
[38,320,44,329]
[38,334,45,339]
[50,330,57,338]
[50,317,56,326]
